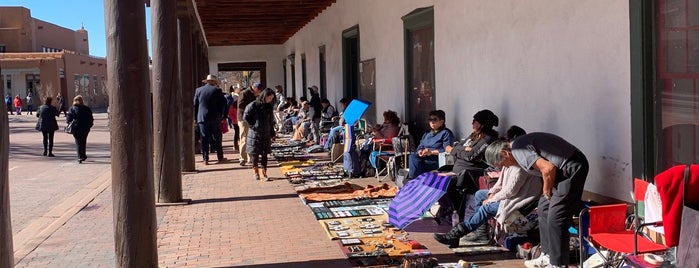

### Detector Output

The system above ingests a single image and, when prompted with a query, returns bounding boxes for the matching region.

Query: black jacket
[36,105,59,132]
[66,105,94,134]
[244,100,275,155]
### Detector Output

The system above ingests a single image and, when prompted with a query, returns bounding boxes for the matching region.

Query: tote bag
[677,164,699,267]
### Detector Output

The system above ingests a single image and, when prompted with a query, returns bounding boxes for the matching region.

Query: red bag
[220,119,229,134]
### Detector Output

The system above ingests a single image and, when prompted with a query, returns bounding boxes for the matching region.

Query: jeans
[324,125,344,150]
[461,190,499,232]
[408,153,438,178]
[198,121,223,162]
[72,130,90,160]
[42,131,55,153]
[250,153,268,169]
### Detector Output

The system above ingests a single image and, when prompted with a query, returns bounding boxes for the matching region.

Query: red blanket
[654,164,699,247]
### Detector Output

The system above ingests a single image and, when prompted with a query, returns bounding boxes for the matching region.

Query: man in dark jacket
[308,85,322,145]
[236,82,262,166]
[194,74,227,165]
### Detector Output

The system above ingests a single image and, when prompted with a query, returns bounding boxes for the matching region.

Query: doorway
[403,7,434,140]
[217,62,267,92]
[343,26,360,101]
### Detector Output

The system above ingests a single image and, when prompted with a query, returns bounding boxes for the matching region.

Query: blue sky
[3,0,151,57]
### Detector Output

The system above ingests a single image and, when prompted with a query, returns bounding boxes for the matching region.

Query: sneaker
[544,265,566,268]
[239,160,246,166]
[524,254,550,268]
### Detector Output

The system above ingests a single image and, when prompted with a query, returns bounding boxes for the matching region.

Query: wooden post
[151,0,183,203]
[178,15,195,172]
[104,0,158,266]
[0,65,15,267]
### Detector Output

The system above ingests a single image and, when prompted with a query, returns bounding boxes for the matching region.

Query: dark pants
[408,153,438,178]
[42,131,55,153]
[250,153,268,169]
[73,130,90,160]
[232,123,240,146]
[198,121,223,162]
[538,151,588,266]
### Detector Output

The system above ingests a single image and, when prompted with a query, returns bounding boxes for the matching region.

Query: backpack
[342,146,362,178]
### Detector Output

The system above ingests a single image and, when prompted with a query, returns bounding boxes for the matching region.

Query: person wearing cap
[408,110,455,179]
[307,85,322,145]
[236,82,262,166]
[194,74,227,165]
[273,85,287,132]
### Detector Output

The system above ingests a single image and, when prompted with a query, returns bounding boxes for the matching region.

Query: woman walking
[66,95,94,163]
[36,97,60,156]
[243,88,276,181]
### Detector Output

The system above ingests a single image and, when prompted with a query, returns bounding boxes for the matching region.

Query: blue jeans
[408,153,438,178]
[324,125,344,150]
[461,190,499,232]
[198,121,223,162]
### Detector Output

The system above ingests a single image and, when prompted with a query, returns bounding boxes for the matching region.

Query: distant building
[0,6,107,108]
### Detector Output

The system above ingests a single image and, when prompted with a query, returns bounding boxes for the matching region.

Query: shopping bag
[220,119,229,134]
[677,164,699,267]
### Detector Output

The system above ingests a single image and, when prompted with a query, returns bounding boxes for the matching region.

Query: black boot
[464,224,489,242]
[433,224,468,248]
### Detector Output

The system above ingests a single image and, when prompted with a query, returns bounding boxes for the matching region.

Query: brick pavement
[8,113,525,267]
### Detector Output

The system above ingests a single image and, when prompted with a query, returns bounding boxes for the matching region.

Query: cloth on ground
[298,182,398,202]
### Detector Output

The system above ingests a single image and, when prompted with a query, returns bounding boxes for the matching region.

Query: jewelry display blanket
[338,237,429,258]
[298,183,398,202]
[318,215,391,239]
[309,203,388,220]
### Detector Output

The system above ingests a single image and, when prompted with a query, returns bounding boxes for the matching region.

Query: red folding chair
[579,178,667,267]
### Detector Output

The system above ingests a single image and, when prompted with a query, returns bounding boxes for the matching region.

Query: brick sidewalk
[9,116,525,267]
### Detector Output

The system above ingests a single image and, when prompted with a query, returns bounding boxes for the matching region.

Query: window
[5,74,11,90]
[0,44,5,53]
[93,75,98,94]
[25,74,40,94]
[654,0,699,170]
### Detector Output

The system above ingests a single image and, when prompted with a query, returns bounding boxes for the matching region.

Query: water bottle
[451,211,460,227]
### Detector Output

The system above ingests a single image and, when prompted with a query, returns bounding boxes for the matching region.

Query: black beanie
[473,109,499,128]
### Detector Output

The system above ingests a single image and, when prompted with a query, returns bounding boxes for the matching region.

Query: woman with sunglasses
[408,110,454,179]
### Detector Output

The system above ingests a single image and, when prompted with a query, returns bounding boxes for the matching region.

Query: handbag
[64,121,75,134]
[677,164,699,267]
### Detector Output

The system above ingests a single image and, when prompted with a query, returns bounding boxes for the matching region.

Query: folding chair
[579,178,667,267]
[372,123,410,181]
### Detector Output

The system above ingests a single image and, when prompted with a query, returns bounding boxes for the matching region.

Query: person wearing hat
[434,109,501,232]
[307,85,322,145]
[236,82,262,166]
[194,74,227,165]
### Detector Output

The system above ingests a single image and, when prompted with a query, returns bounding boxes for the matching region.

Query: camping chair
[372,123,411,181]
[578,178,667,267]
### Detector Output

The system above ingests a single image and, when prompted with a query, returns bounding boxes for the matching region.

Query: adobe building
[0,6,107,109]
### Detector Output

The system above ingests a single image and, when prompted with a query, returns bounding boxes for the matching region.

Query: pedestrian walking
[36,97,60,157]
[237,82,262,166]
[57,92,67,117]
[26,92,34,115]
[66,95,94,163]
[193,74,227,165]
[243,88,276,181]
[227,87,240,151]
[13,95,22,115]
[4,94,12,115]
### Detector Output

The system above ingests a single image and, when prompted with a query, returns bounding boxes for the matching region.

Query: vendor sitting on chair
[436,109,501,225]
[408,110,454,179]
[433,136,542,248]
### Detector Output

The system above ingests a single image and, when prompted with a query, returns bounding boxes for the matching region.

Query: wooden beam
[0,64,14,268]
[152,0,184,203]
[104,0,158,266]
[178,16,196,172]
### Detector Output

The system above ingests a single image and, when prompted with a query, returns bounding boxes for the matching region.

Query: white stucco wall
[208,44,286,88]
[205,0,633,201]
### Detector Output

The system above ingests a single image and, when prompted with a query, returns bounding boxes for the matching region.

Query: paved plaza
[5,112,524,267]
